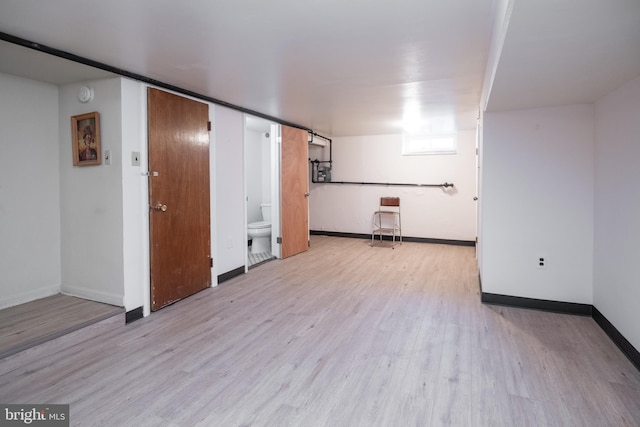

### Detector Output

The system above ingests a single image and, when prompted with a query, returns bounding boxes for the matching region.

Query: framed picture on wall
[71,111,101,166]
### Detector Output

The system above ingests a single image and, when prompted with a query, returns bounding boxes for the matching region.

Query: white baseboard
[0,286,60,310]
[61,286,123,307]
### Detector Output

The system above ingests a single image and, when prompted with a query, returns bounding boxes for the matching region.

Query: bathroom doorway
[244,115,280,269]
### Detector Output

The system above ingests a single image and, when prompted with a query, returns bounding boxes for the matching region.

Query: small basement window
[402,133,457,155]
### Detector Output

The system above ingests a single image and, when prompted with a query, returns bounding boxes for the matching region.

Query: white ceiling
[486,0,640,112]
[0,0,639,137]
[0,41,113,85]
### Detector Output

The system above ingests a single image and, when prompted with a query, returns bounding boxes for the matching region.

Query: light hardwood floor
[1,236,639,426]
[0,294,123,359]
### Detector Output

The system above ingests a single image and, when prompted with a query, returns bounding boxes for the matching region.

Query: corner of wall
[59,77,125,307]
[592,74,640,353]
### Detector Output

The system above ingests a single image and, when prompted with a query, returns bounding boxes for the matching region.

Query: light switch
[132,152,141,166]
[104,150,112,165]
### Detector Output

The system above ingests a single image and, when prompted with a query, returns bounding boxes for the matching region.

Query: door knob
[154,203,168,212]
[304,192,310,197]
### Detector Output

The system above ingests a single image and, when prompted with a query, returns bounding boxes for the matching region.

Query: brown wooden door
[148,88,211,311]
[281,125,309,258]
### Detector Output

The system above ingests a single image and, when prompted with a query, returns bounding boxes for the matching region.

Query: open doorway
[244,116,280,269]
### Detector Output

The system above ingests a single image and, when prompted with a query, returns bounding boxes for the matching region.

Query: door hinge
[277,237,282,244]
[208,121,212,131]
[209,258,213,268]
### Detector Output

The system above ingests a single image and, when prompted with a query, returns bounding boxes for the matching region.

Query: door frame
[270,123,281,259]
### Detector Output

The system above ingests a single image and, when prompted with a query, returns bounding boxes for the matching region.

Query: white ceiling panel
[1,0,638,136]
[486,0,640,111]
[0,0,495,136]
[0,40,113,85]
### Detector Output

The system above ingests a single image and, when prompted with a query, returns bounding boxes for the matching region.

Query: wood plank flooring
[1,236,639,426]
[0,294,123,359]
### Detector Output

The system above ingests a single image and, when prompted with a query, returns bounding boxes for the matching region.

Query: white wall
[245,129,263,223]
[0,74,147,311]
[215,106,246,276]
[245,127,272,224]
[481,104,594,303]
[59,78,124,306]
[309,131,476,241]
[0,73,61,308]
[121,78,148,312]
[262,132,271,206]
[477,114,484,271]
[593,75,640,351]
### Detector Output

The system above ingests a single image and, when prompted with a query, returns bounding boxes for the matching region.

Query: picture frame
[71,111,101,166]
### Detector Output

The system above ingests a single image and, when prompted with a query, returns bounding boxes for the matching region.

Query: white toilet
[248,203,272,254]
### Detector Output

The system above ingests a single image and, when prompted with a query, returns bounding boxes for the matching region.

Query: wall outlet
[537,256,547,269]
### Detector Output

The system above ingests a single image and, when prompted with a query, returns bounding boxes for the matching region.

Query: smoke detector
[78,86,94,103]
